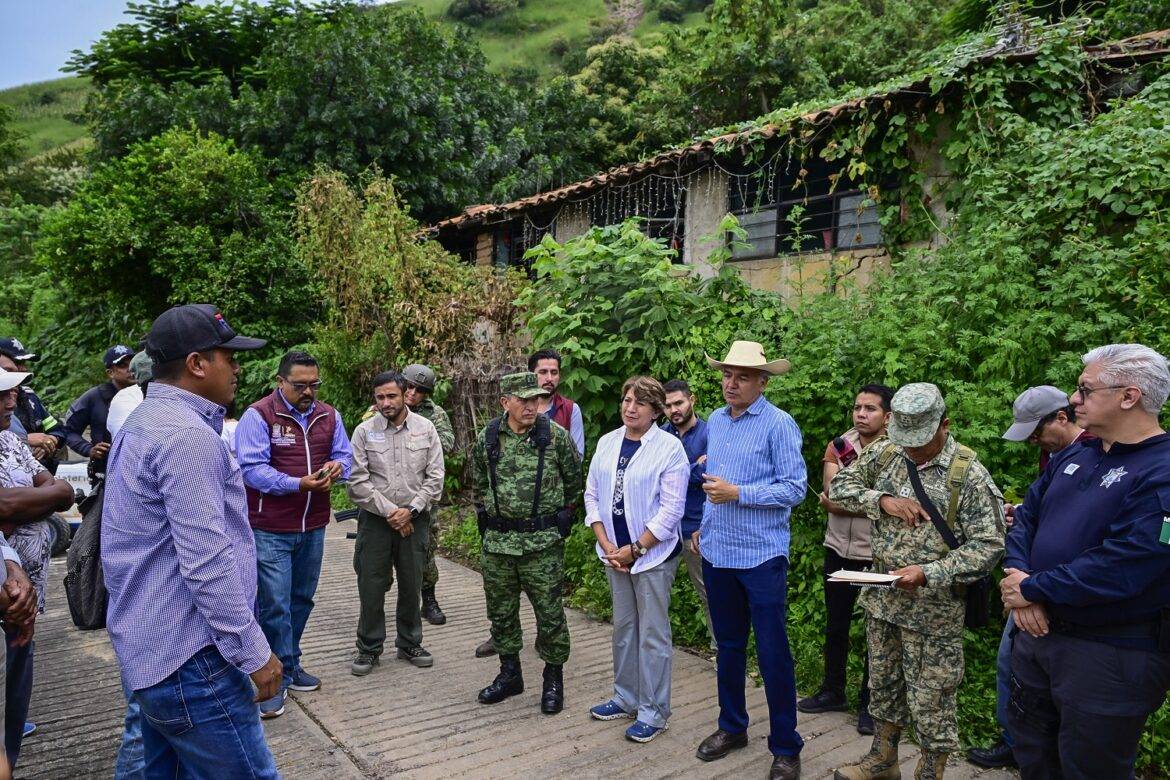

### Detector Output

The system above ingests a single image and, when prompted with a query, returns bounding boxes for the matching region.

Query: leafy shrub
[446,0,520,24]
[655,0,686,23]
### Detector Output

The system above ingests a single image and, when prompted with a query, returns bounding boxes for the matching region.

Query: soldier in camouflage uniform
[402,364,456,625]
[473,371,582,714]
[828,383,1005,780]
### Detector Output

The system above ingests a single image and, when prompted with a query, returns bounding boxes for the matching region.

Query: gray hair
[1082,343,1170,414]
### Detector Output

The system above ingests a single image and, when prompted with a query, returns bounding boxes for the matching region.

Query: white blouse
[584,424,689,574]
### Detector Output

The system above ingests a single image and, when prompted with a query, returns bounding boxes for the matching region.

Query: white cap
[0,369,30,392]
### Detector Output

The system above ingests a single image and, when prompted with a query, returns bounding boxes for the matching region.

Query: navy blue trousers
[703,554,804,757]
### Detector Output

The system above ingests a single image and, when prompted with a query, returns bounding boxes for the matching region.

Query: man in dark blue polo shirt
[661,379,712,644]
[1001,343,1170,780]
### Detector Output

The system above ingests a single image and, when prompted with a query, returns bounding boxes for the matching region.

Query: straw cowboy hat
[705,340,791,375]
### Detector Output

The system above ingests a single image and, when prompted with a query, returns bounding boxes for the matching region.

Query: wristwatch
[631,541,648,560]
[409,507,421,521]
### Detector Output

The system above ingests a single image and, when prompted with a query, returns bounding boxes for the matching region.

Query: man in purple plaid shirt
[103,304,283,779]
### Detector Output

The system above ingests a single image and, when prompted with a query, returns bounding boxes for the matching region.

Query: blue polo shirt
[661,416,708,538]
[1005,432,1170,638]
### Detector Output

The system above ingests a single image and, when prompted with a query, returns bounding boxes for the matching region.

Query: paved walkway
[20,525,1015,779]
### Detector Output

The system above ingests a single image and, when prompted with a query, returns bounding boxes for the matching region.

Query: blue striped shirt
[102,383,271,691]
[699,394,807,569]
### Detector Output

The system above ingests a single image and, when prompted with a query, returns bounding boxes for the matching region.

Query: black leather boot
[421,587,447,625]
[478,655,523,704]
[540,663,564,714]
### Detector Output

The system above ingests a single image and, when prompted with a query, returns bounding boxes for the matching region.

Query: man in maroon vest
[530,348,584,458]
[235,350,352,718]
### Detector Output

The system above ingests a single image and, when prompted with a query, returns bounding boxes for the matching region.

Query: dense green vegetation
[1,0,1169,771]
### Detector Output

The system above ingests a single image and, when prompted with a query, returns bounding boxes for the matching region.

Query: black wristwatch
[410,507,421,521]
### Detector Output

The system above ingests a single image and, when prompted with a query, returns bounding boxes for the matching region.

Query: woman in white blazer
[585,376,689,743]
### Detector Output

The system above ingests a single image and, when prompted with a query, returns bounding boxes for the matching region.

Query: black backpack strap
[903,456,961,550]
[485,416,503,519]
[530,415,552,519]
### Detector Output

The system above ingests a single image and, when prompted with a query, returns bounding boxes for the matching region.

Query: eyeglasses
[282,379,322,393]
[1073,383,1127,399]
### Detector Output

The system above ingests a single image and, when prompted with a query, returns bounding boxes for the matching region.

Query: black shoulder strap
[485,416,503,518]
[531,414,551,518]
[903,456,961,550]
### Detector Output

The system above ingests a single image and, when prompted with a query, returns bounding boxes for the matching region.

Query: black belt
[481,514,560,533]
[1048,617,1160,641]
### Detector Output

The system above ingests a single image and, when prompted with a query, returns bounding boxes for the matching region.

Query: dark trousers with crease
[704,554,803,757]
[1009,630,1170,780]
[821,547,870,708]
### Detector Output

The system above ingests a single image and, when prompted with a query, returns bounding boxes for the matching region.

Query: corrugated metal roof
[432,29,1170,234]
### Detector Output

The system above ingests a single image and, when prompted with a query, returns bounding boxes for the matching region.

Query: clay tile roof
[431,29,1169,235]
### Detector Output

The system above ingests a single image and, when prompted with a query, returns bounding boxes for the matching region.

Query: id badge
[1160,516,1170,545]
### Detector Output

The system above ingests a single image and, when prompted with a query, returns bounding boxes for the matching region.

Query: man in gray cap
[829,382,1004,780]
[402,364,456,626]
[106,351,154,439]
[968,384,1092,770]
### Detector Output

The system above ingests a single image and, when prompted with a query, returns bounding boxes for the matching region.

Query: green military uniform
[472,376,582,666]
[829,383,1004,762]
[415,397,454,590]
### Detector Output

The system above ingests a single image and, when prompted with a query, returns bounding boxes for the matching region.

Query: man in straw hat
[690,341,807,780]
[829,383,1004,780]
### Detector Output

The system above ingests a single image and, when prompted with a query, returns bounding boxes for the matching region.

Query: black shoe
[796,689,848,714]
[769,754,801,780]
[696,728,748,761]
[478,655,523,704]
[540,664,564,714]
[856,708,874,735]
[967,739,1016,769]
[475,637,497,658]
[421,587,447,625]
[396,646,434,668]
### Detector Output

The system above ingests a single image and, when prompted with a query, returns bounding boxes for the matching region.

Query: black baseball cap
[145,304,267,364]
[104,345,135,368]
[0,337,35,362]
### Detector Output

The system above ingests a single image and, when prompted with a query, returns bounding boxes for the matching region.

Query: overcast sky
[0,1,393,90]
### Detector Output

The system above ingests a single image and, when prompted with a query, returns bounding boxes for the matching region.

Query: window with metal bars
[728,155,888,259]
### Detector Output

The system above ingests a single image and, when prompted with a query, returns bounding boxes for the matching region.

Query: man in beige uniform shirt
[347,371,444,675]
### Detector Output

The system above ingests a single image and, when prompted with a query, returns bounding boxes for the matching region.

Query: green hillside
[0,76,91,160]
[404,0,703,76]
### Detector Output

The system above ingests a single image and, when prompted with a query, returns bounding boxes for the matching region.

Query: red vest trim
[244,390,337,533]
[548,393,576,432]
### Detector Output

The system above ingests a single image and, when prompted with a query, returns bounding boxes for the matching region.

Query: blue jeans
[704,555,803,757]
[115,677,144,779]
[996,612,1015,747]
[254,527,325,685]
[4,630,32,768]
[134,646,279,779]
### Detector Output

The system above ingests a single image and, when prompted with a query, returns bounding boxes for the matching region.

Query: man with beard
[661,378,713,645]
[348,372,444,675]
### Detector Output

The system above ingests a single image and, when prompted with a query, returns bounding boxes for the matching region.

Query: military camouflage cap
[887,382,946,447]
[499,371,550,399]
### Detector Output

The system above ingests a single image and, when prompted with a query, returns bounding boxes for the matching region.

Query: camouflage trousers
[421,516,440,590]
[481,543,570,665]
[866,616,964,752]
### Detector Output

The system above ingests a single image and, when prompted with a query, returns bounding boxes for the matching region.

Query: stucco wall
[683,168,730,276]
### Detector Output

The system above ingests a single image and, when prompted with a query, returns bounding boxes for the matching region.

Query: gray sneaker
[397,646,434,668]
[350,652,379,676]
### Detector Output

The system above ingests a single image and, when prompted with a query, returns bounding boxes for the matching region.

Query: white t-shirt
[106,384,145,440]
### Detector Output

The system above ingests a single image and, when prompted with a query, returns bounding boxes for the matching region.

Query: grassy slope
[0,76,92,160]
[406,0,691,75]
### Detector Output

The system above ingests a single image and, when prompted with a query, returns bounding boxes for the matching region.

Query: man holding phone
[236,350,352,719]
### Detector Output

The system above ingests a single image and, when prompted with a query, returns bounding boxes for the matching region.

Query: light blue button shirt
[699,394,807,569]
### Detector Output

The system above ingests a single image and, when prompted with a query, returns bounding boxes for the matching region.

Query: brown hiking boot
[833,719,902,780]
[914,750,948,780]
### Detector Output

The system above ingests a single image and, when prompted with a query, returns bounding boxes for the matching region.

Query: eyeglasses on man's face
[282,378,322,393]
[1072,383,1127,400]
